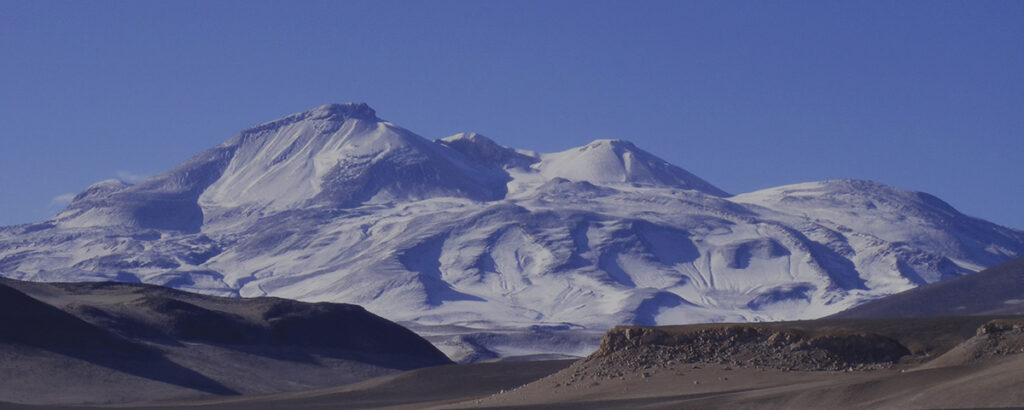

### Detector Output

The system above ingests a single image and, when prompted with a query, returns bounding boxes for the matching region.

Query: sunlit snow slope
[2,103,1022,358]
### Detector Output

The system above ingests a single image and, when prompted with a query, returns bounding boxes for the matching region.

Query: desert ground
[5,262,1024,410]
[3,312,1022,409]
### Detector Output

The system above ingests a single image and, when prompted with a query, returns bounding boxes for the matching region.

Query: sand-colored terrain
[460,319,1024,409]
[459,354,1024,409]
[113,360,575,410]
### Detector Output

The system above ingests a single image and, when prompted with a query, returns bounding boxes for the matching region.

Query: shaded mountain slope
[831,257,1024,318]
[0,282,236,397]
[0,278,450,405]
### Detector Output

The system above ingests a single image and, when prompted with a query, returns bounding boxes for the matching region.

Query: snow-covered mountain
[2,103,1022,360]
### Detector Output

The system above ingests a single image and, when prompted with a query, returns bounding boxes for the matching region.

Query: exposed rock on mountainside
[1,102,1023,359]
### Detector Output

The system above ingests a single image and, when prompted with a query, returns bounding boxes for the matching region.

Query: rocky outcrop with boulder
[582,324,910,377]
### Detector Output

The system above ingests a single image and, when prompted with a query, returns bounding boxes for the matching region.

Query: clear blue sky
[2,0,1022,229]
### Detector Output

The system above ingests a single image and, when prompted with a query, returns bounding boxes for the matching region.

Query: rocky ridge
[574,324,910,381]
[924,319,1024,368]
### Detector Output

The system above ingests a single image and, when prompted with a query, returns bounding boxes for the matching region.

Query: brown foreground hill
[0,278,450,406]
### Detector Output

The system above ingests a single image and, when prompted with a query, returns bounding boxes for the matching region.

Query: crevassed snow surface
[2,103,1022,360]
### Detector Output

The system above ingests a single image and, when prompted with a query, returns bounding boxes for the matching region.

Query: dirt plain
[4,272,1024,409]
[3,316,1020,409]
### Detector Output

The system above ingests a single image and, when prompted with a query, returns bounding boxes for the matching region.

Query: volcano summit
[2,103,1022,360]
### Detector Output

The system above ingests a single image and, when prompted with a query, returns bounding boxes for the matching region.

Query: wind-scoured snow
[535,139,730,196]
[2,103,1022,360]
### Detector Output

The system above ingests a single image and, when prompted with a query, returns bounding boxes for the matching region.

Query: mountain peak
[66,179,131,205]
[441,132,493,144]
[437,133,538,169]
[732,179,951,210]
[196,105,510,212]
[237,103,380,137]
[536,139,729,196]
[583,138,636,149]
[308,103,378,121]
[7,103,1024,362]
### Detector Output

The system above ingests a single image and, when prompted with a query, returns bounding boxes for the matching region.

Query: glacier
[2,103,1022,361]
